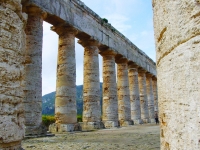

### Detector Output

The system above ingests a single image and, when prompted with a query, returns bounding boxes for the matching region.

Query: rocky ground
[22,124,160,150]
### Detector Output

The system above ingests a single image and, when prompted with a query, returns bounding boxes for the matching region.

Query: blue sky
[42,0,155,95]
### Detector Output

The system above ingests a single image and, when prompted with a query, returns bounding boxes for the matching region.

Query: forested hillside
[42,83,103,115]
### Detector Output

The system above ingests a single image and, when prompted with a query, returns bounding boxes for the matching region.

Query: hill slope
[42,83,103,115]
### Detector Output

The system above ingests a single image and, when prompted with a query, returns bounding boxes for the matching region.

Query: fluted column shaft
[52,26,77,132]
[79,40,101,130]
[152,78,158,113]
[117,61,133,126]
[102,54,118,128]
[128,66,142,124]
[146,74,155,123]
[0,0,27,149]
[138,70,149,123]
[24,7,46,135]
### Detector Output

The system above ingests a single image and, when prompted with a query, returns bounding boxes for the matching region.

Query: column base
[49,123,81,133]
[133,119,143,125]
[142,118,150,123]
[0,141,21,150]
[103,121,119,128]
[81,122,104,131]
[149,118,156,123]
[25,124,47,136]
[119,120,133,127]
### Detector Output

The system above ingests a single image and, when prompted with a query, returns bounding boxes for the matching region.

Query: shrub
[102,18,108,23]
[42,114,83,127]
[77,114,82,122]
[42,115,55,128]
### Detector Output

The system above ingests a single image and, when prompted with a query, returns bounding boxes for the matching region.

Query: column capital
[152,76,157,81]
[25,6,47,19]
[51,25,78,36]
[78,37,100,47]
[115,55,128,64]
[99,48,117,57]
[128,62,139,69]
[138,68,147,74]
[146,73,154,78]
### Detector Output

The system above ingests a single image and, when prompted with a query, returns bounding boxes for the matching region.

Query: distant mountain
[42,83,103,115]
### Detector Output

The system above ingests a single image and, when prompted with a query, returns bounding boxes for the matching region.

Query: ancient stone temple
[153,0,200,149]
[0,0,158,149]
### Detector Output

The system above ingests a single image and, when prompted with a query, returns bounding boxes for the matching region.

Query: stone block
[25,124,46,136]
[142,119,150,124]
[103,121,119,128]
[133,119,143,125]
[49,123,81,133]
[119,120,133,127]
[81,122,104,131]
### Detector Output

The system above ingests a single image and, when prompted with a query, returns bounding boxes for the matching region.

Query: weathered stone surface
[146,74,155,123]
[116,60,133,126]
[152,77,158,113]
[22,0,156,76]
[0,0,159,149]
[101,53,118,128]
[153,0,200,149]
[49,123,81,132]
[52,26,77,132]
[79,40,101,130]
[138,69,149,123]
[128,65,142,124]
[0,0,27,149]
[24,6,46,136]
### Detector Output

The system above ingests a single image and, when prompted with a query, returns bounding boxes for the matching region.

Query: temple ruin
[0,0,159,149]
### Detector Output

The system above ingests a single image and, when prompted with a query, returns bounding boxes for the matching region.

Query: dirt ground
[22,124,160,150]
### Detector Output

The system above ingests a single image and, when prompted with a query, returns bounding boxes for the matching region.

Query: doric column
[50,25,78,132]
[0,0,27,149]
[78,39,101,130]
[128,64,143,124]
[138,69,149,123]
[100,51,118,128]
[116,58,133,126]
[153,1,200,149]
[146,73,155,123]
[24,7,46,136]
[152,77,158,114]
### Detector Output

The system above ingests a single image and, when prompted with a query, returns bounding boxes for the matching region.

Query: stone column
[146,73,155,123]
[152,77,158,114]
[153,1,200,149]
[50,26,78,132]
[128,64,143,124]
[0,0,27,149]
[101,52,118,128]
[138,69,149,123]
[24,7,46,136]
[116,59,133,126]
[78,39,101,130]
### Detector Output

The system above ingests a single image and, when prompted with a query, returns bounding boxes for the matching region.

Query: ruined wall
[153,0,200,149]
[0,0,27,149]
